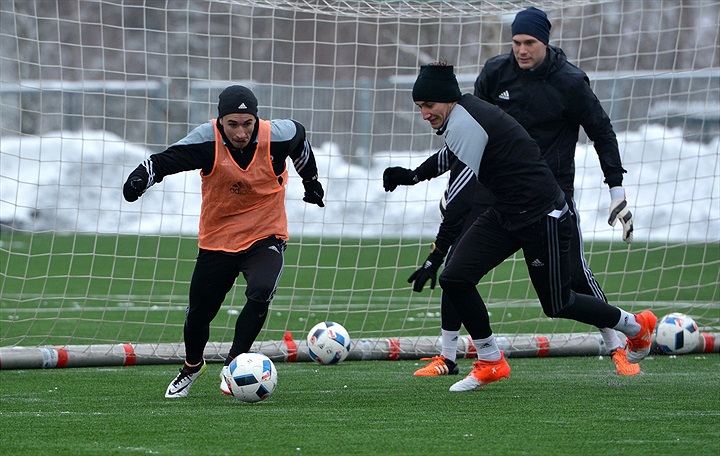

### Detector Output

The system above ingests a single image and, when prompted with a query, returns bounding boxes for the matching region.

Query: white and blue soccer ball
[226,353,277,403]
[655,312,700,355]
[307,321,351,365]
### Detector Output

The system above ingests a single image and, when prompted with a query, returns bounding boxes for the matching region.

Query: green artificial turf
[1,355,718,455]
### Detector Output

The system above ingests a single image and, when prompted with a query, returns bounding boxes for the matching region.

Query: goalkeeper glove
[302,178,325,207]
[608,186,634,244]
[123,159,156,202]
[383,167,418,192]
[407,245,445,293]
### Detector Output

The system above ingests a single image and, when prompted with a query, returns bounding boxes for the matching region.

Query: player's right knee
[438,273,470,291]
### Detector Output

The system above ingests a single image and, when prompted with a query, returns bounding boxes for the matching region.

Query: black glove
[383,167,417,192]
[123,161,152,202]
[407,247,445,293]
[302,179,325,207]
[123,176,146,202]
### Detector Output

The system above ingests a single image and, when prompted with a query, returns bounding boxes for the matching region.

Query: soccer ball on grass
[307,321,351,365]
[225,352,277,403]
[654,312,700,355]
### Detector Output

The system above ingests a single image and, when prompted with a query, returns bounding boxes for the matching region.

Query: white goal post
[1,0,718,368]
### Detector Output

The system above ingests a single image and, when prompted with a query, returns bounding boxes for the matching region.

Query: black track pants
[183,236,286,364]
[439,208,620,340]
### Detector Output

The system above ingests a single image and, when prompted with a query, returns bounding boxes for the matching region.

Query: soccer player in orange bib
[123,85,325,398]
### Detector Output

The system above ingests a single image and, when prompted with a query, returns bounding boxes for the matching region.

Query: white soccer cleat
[220,365,233,396]
[165,360,207,398]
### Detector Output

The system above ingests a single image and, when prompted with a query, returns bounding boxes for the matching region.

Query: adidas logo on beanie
[218,85,258,118]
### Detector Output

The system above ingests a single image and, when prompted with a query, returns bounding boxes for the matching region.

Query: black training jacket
[412,148,490,254]
[474,45,626,196]
[420,94,565,232]
[145,118,320,184]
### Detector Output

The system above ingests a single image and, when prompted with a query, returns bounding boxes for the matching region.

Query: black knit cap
[511,7,551,45]
[217,85,258,118]
[412,65,462,103]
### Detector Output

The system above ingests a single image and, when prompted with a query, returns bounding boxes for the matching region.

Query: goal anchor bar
[1,333,717,369]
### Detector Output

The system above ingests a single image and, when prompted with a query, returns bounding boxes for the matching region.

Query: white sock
[473,334,501,361]
[441,329,460,363]
[598,327,623,351]
[613,309,641,337]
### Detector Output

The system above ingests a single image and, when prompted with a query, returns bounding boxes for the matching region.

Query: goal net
[1,0,718,368]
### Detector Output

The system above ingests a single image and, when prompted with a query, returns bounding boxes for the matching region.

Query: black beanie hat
[511,7,551,45]
[217,85,258,118]
[412,65,462,103]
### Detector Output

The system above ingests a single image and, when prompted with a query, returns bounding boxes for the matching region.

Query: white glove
[608,186,634,244]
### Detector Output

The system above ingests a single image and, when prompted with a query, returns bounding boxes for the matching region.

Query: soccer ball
[655,312,700,355]
[307,321,351,365]
[226,353,277,403]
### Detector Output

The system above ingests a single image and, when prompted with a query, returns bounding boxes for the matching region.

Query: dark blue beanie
[511,7,551,44]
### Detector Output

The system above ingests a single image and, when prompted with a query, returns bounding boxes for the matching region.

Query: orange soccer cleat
[449,353,510,392]
[625,310,658,363]
[414,355,459,376]
[610,348,641,376]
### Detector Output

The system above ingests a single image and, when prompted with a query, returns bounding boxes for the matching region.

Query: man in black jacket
[474,6,635,374]
[406,62,654,392]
